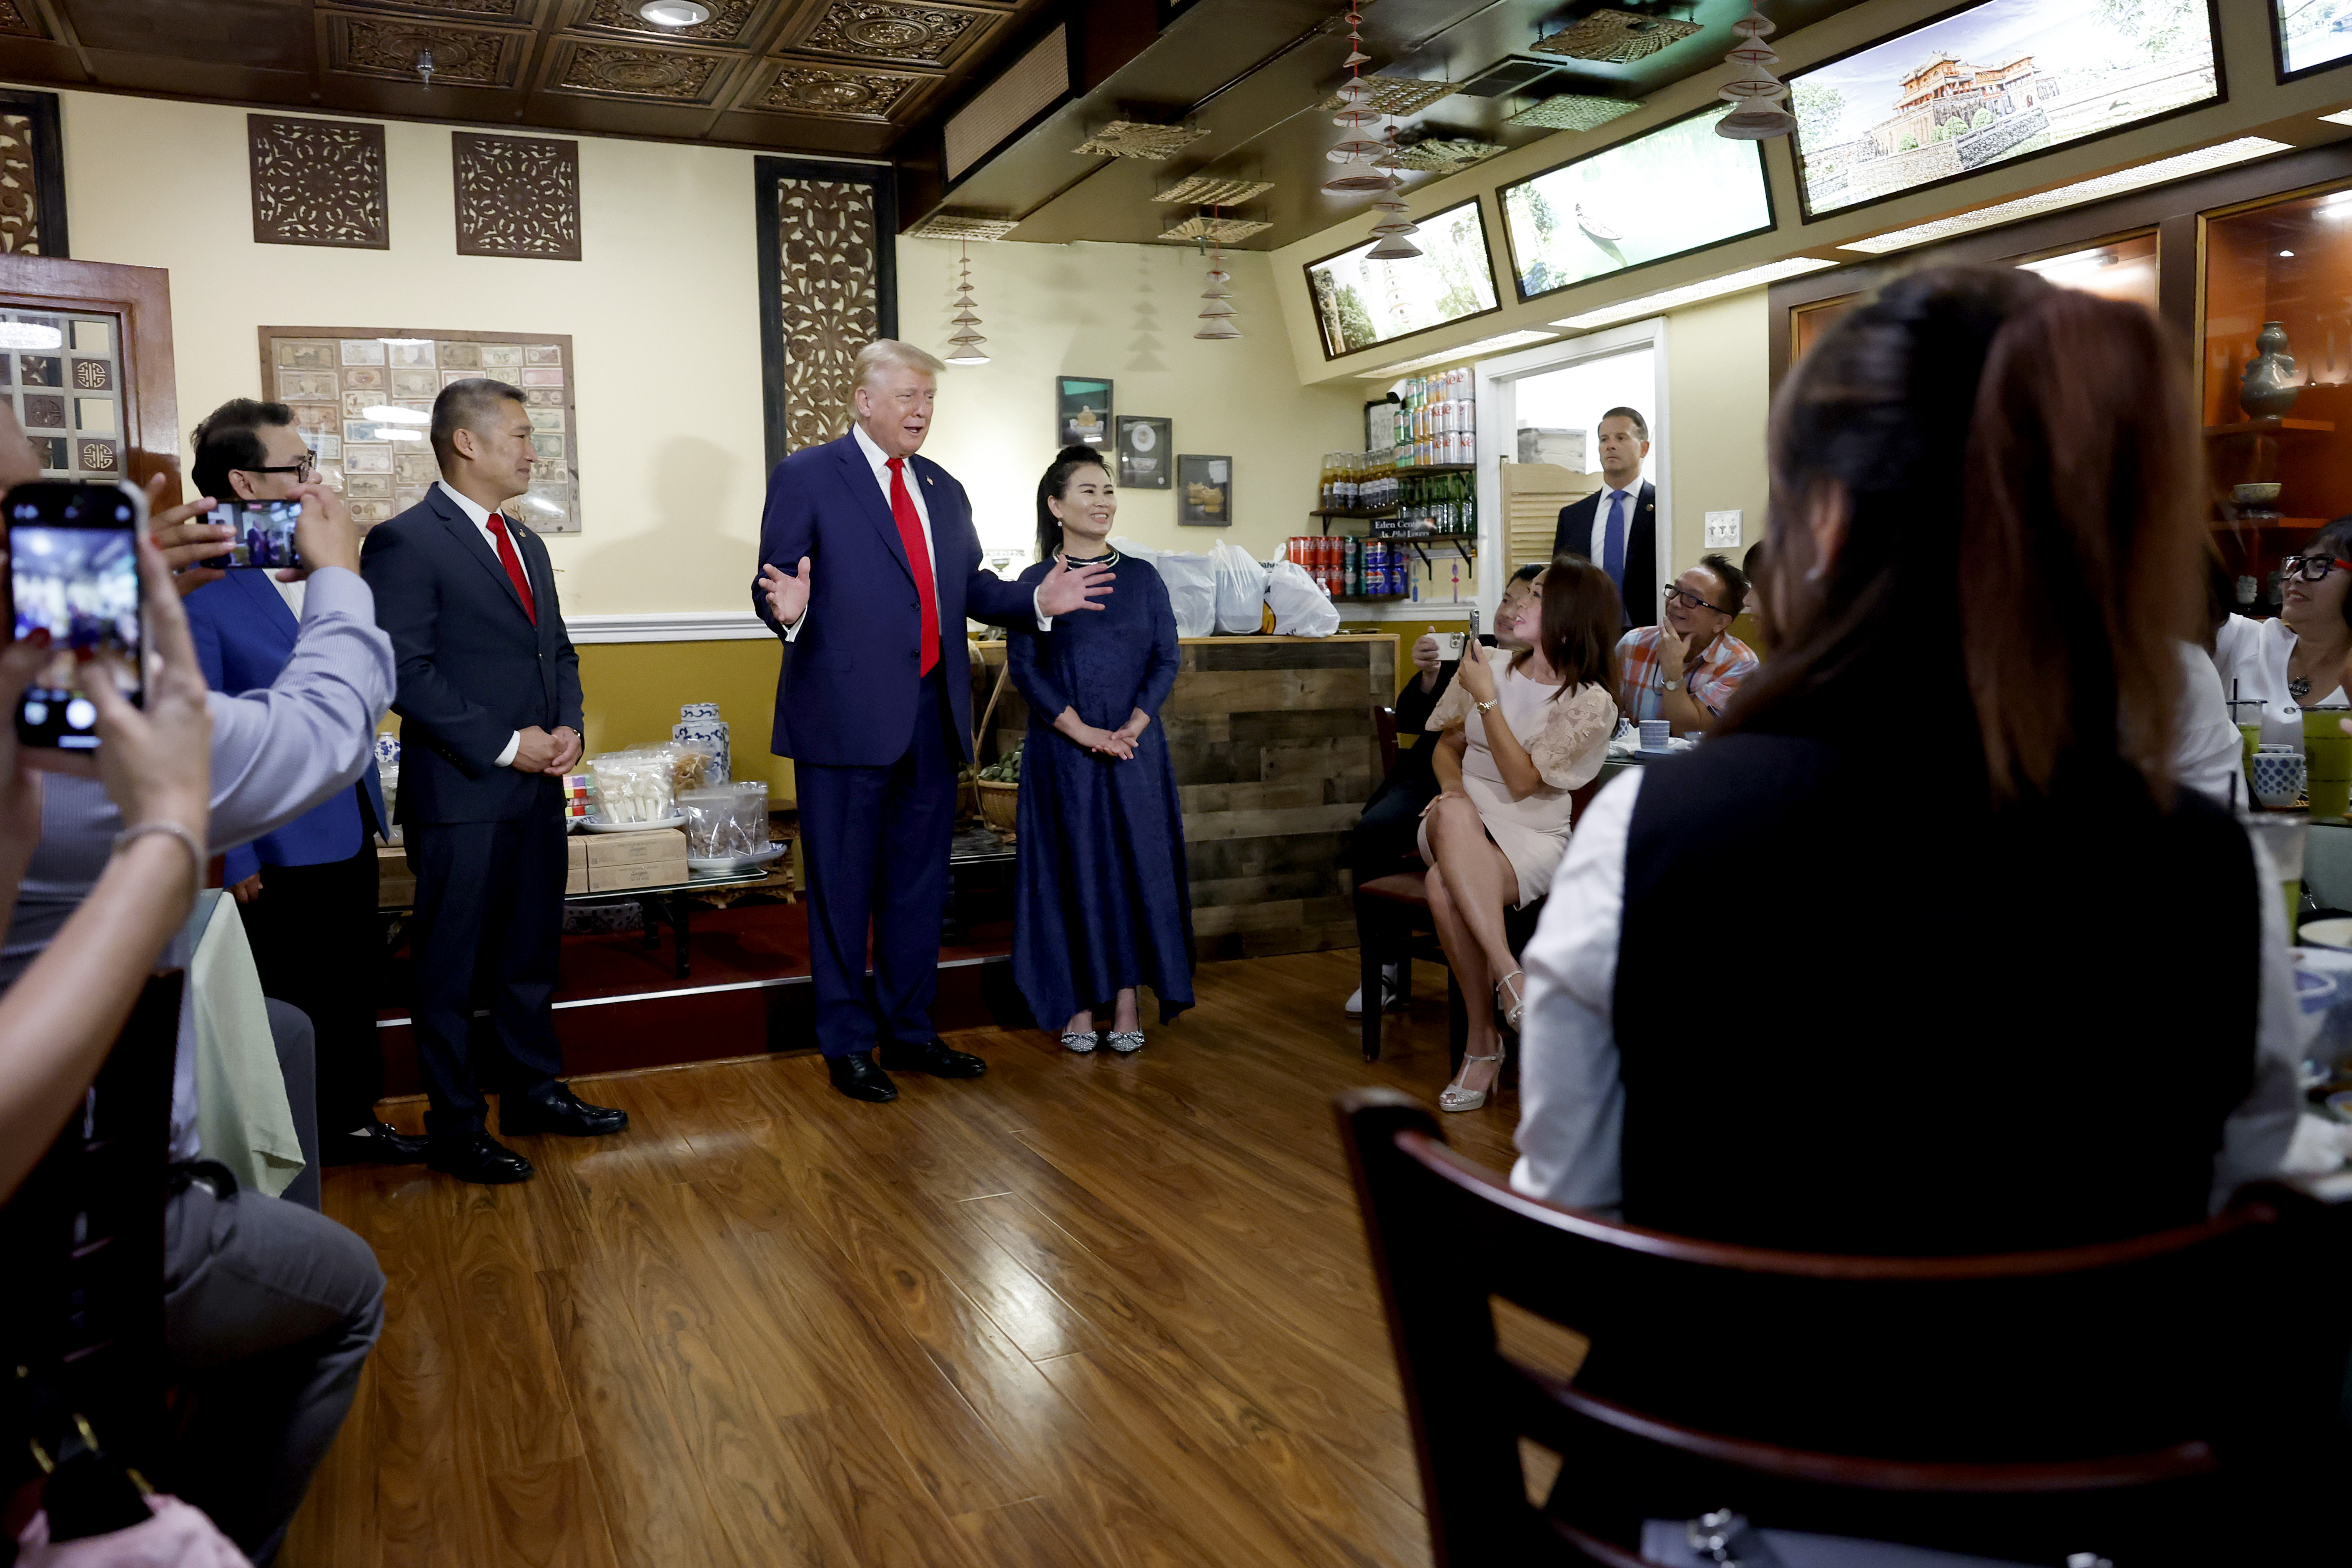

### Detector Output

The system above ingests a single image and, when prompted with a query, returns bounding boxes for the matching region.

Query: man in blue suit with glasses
[754,340,1112,1102]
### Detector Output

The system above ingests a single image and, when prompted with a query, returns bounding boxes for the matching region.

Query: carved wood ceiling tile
[452,132,581,259]
[539,37,740,103]
[326,0,542,20]
[776,1,1005,71]
[736,55,937,122]
[247,114,389,250]
[560,0,768,49]
[321,13,534,89]
[0,0,48,39]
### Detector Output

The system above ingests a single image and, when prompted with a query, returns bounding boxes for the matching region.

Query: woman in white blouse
[2212,517,2352,743]
[1419,557,1620,1113]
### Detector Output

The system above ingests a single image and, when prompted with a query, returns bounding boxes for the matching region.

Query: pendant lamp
[1363,124,1420,261]
[1194,226,1241,341]
[943,239,989,365]
[1715,5,1796,140]
[1323,3,1389,193]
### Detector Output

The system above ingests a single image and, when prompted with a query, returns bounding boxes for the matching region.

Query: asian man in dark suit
[182,396,419,1168]
[361,378,625,1185]
[1552,405,1657,627]
[754,339,1112,1103]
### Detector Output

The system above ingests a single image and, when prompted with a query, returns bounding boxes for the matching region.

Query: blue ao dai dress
[1007,556,1196,1027]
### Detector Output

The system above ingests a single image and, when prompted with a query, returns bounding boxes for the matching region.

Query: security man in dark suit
[1551,405,1657,628]
[361,378,625,1184]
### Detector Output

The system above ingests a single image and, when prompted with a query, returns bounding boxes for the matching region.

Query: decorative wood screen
[1502,459,1599,572]
[0,90,66,257]
[754,157,897,471]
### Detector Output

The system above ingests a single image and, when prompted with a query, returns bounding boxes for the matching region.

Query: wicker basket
[975,779,1019,834]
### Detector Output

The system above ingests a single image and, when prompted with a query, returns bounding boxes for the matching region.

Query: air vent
[946,23,1068,182]
[1455,59,1562,99]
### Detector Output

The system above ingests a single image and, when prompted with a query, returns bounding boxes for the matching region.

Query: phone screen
[9,482,145,750]
[201,499,303,570]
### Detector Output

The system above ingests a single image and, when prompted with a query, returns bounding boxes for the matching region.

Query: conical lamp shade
[1365,233,1422,261]
[1194,315,1244,340]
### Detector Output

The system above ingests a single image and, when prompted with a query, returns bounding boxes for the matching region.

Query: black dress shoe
[826,1050,899,1103]
[322,1120,429,1167]
[878,1038,987,1079]
[425,1132,535,1185]
[499,1084,629,1137]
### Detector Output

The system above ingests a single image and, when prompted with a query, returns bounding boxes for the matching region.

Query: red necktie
[487,513,536,625]
[887,457,940,677]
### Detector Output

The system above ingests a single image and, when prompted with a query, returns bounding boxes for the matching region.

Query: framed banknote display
[256,325,580,534]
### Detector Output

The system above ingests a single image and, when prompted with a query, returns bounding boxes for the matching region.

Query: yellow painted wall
[1664,292,1771,575]
[897,235,1363,564]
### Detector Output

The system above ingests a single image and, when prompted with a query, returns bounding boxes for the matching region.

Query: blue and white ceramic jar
[674,702,730,785]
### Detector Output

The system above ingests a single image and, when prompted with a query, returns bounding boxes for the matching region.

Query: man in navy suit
[181,398,422,1168]
[362,379,626,1184]
[1551,405,1657,628]
[753,340,1111,1102]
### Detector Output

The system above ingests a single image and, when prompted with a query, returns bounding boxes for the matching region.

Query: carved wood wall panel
[783,1,1003,70]
[247,115,390,250]
[0,91,67,257]
[452,133,582,260]
[567,0,762,47]
[743,60,930,121]
[542,39,735,102]
[323,15,529,88]
[755,162,895,464]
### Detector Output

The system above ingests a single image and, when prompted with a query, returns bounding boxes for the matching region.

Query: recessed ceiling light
[1838,139,2292,255]
[1551,257,1838,331]
[2281,249,2297,257]
[638,0,711,26]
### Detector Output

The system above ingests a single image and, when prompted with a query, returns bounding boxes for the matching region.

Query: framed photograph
[1115,415,1171,489]
[1497,107,1773,303]
[1057,376,1113,447]
[2274,0,2352,81]
[1306,197,1501,358]
[1787,0,2221,221]
[1366,396,1399,453]
[1177,454,1230,527]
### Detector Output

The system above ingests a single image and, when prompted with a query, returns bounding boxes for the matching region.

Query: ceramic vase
[673,702,730,785]
[2239,321,2302,418]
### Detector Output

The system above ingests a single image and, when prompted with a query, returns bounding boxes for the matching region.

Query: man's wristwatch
[1662,675,1681,691]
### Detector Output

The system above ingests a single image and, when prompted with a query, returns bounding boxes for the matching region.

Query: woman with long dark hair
[1005,445,1193,1054]
[1418,555,1620,1112]
[1512,267,2298,1254]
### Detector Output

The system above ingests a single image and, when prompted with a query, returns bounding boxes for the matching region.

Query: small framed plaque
[1115,415,1171,489]
[1057,375,1112,448]
[1177,454,1230,527]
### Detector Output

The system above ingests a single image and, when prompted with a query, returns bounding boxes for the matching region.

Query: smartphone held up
[7,480,146,751]
[198,499,303,571]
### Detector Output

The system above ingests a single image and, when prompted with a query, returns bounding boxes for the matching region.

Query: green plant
[1896,131,1918,152]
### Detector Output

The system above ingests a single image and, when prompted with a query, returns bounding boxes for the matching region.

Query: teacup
[2254,748,2307,809]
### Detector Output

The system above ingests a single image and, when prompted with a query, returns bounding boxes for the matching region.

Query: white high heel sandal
[1440,1049,1504,1113]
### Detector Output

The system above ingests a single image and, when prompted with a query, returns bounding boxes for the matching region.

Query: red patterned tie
[887,457,940,677]
[487,513,536,625]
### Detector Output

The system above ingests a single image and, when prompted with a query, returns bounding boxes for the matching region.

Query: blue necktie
[1601,489,1628,606]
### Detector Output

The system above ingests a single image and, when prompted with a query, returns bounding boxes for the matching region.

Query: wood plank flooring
[281,948,1520,1568]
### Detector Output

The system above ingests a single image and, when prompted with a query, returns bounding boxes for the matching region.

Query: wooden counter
[978,633,1394,958]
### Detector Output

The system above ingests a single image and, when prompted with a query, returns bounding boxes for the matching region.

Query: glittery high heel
[1495,970,1526,1033]
[1439,1050,1504,1113]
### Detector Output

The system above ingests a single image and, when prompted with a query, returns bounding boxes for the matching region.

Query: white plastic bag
[1211,541,1269,634]
[1264,559,1340,637]
[1149,549,1217,637]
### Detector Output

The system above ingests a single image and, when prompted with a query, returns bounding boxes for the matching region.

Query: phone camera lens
[22,700,46,725]
[64,698,94,731]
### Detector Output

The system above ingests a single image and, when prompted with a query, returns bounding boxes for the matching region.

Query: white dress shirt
[1507,770,2303,1218]
[781,423,1048,639]
[435,480,536,768]
[1,567,395,1161]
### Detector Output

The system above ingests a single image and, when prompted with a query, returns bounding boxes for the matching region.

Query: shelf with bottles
[1391,366,1476,468]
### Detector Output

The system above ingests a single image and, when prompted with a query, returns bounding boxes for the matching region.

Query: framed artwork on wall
[1115,415,1170,488]
[754,157,897,472]
[257,326,580,533]
[1178,454,1230,526]
[1057,376,1112,447]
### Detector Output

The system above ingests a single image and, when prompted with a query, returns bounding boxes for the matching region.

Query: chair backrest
[0,972,185,1503]
[1334,1087,2352,1568]
[1375,704,1398,777]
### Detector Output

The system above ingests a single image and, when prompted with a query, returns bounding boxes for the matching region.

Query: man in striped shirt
[1615,552,1758,736]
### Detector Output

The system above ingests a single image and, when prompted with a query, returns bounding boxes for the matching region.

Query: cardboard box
[584,828,687,869]
[566,866,589,896]
[567,836,589,871]
[587,858,690,893]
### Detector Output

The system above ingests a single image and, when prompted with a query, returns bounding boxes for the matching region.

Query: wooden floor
[282,948,1520,1568]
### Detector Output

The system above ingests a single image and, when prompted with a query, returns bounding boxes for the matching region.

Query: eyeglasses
[1662,581,1731,615]
[2282,554,2352,582]
[240,457,318,481]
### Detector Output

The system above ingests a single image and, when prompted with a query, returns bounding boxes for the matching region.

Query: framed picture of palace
[1787,0,2222,221]
[255,326,581,534]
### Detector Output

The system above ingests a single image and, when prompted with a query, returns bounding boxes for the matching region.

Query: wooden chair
[1354,776,1601,1064]
[1334,1087,2352,1568]
[0,972,186,1537]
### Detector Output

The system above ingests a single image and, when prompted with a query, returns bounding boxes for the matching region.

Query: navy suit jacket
[183,569,387,884]
[361,487,582,824]
[751,433,1031,767]
[1554,479,1657,628]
